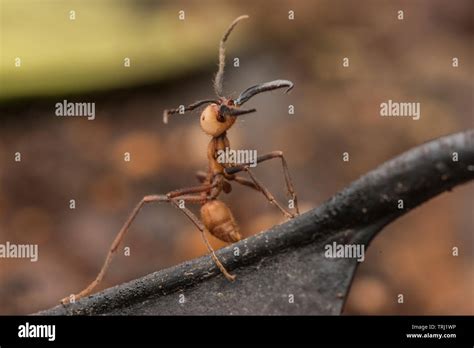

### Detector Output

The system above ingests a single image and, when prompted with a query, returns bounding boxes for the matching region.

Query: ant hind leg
[61,194,167,304]
[169,199,236,281]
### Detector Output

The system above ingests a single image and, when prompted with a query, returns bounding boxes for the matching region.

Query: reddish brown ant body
[62,15,299,304]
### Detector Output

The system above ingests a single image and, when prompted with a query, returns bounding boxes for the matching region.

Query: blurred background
[0,0,472,314]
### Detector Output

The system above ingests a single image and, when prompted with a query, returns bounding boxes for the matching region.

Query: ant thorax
[207,133,231,175]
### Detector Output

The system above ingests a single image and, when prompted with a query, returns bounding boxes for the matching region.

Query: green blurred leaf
[0,0,241,100]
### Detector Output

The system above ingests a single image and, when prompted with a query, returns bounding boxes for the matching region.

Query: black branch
[38,130,474,315]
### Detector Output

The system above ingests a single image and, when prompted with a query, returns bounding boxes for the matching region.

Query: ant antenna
[213,15,249,97]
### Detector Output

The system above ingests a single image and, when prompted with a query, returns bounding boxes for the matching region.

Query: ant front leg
[241,166,295,219]
[226,151,300,216]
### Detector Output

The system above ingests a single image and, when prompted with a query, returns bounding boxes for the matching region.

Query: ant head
[199,99,236,137]
[162,15,294,130]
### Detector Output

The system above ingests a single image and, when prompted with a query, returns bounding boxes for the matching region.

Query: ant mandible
[62,15,299,304]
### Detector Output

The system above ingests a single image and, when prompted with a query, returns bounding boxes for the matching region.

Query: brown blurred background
[0,0,472,314]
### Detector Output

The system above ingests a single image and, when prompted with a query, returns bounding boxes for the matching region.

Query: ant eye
[217,113,226,123]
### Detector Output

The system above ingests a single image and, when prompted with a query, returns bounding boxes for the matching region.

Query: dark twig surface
[37,130,474,315]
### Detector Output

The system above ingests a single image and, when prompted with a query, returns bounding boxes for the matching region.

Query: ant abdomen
[200,200,241,243]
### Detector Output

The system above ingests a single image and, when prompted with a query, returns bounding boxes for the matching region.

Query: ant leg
[230,175,259,191]
[243,166,295,219]
[61,185,217,304]
[61,185,234,304]
[195,170,208,183]
[167,183,215,198]
[169,199,236,281]
[61,194,167,304]
[226,151,300,215]
[166,184,236,280]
